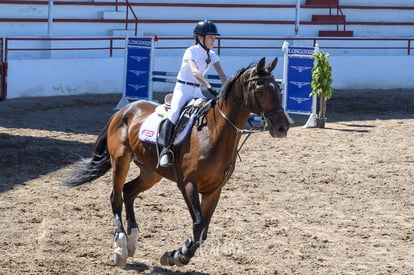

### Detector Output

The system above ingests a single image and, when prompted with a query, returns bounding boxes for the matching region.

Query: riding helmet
[193,20,220,36]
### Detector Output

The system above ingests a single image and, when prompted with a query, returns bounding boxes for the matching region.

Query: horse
[64,57,290,267]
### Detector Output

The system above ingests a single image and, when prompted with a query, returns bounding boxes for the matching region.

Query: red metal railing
[115,0,139,35]
[154,36,414,56]
[327,0,347,32]
[1,36,413,99]
[3,37,125,61]
[0,37,5,99]
[3,36,414,58]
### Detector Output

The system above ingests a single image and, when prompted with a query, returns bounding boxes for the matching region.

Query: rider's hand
[208,87,218,96]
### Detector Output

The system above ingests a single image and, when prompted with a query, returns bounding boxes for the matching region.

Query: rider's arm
[213,61,227,84]
[187,59,212,88]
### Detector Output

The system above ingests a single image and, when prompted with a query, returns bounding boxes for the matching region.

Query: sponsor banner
[286,56,313,114]
[287,46,314,56]
[283,44,316,115]
[125,37,153,100]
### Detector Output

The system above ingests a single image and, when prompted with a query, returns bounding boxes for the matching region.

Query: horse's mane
[221,62,257,100]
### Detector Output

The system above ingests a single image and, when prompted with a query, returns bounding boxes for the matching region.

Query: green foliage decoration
[310,52,333,100]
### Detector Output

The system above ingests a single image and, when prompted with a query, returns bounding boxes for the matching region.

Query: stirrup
[159,149,173,167]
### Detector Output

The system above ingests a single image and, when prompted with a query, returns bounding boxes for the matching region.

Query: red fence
[1,36,413,99]
[4,36,413,61]
[0,37,5,99]
[3,37,126,61]
[155,36,414,56]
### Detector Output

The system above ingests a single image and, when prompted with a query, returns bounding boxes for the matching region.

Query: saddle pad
[138,112,195,146]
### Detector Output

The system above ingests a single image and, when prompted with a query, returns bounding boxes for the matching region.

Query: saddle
[138,94,213,146]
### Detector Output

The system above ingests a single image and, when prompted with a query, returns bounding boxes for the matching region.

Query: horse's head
[243,57,290,138]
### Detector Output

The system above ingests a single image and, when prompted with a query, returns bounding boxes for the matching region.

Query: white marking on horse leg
[127,227,139,257]
[113,232,128,266]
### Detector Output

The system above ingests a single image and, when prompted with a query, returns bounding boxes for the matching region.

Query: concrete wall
[330,56,414,89]
[340,0,409,6]
[6,54,414,98]
[154,55,414,91]
[7,58,124,98]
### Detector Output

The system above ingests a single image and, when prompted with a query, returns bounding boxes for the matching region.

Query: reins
[200,104,249,196]
[216,105,258,135]
[201,72,272,195]
[201,65,285,196]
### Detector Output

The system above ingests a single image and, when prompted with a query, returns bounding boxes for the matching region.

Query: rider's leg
[159,118,175,167]
[159,84,186,167]
[160,83,205,167]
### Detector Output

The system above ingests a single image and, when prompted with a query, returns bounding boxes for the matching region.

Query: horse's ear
[266,57,278,73]
[256,57,266,72]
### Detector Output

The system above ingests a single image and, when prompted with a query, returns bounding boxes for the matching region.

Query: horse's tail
[63,118,112,187]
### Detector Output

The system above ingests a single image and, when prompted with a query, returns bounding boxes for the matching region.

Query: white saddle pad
[138,112,195,146]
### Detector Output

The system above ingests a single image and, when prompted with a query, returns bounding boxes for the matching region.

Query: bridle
[202,68,285,196]
[203,70,285,195]
[217,68,285,133]
[246,72,285,129]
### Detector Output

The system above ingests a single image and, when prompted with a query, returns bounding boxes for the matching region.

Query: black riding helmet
[193,20,220,64]
[193,20,220,36]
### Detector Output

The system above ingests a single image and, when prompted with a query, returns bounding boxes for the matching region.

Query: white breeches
[167,82,206,124]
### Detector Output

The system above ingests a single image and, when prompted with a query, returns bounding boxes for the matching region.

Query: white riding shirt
[167,44,220,124]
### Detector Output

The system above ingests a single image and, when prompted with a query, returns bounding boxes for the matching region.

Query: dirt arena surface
[0,89,413,274]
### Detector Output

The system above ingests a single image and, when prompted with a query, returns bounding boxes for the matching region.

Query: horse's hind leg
[110,153,132,266]
[123,165,162,258]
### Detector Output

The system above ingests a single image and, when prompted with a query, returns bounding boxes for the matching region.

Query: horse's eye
[256,87,264,94]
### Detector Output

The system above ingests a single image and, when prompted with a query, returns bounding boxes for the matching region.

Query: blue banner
[286,56,314,114]
[125,37,152,99]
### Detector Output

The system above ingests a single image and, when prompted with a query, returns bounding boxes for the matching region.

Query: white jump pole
[295,0,300,37]
[48,0,53,36]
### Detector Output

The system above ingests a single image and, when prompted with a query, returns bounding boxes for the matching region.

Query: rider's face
[200,35,216,49]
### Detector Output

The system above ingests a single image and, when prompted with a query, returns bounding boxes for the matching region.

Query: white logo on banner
[128,84,146,91]
[290,81,310,89]
[130,56,148,62]
[289,97,310,104]
[129,70,147,77]
[291,66,312,73]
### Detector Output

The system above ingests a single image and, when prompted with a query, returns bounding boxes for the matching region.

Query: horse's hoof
[160,251,175,266]
[127,227,139,257]
[113,252,127,267]
[113,232,128,266]
[160,250,188,267]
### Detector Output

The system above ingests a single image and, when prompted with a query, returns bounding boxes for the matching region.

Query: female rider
[159,20,227,167]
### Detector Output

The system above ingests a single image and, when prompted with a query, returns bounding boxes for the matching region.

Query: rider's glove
[208,87,218,96]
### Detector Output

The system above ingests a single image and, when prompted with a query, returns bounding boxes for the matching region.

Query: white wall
[330,56,414,89]
[340,0,410,6]
[153,55,414,92]
[7,58,124,98]
[6,55,414,99]
[127,0,301,4]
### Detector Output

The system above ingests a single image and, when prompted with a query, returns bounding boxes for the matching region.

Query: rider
[159,20,227,167]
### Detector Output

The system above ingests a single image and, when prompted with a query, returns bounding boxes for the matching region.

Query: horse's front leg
[199,189,223,242]
[160,181,207,267]
[172,189,223,265]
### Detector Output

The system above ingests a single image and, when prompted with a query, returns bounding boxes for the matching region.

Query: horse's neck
[209,98,249,138]
[206,76,250,143]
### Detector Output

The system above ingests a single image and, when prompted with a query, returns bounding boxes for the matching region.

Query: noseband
[216,68,285,133]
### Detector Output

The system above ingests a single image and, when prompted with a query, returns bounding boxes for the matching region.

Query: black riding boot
[159,119,175,167]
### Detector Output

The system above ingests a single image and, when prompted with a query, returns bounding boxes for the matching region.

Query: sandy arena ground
[0,89,413,274]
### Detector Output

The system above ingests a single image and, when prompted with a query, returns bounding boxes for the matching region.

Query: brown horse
[64,57,289,267]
